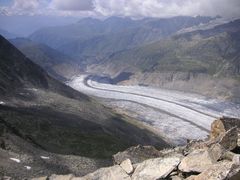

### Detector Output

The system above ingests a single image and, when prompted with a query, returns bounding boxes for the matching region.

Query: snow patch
[24,166,31,170]
[0,101,5,105]
[10,158,21,163]
[40,156,50,159]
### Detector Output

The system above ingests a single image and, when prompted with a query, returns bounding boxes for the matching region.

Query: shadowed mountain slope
[0,35,169,165]
[10,38,81,80]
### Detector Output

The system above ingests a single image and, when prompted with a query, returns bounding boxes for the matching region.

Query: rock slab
[179,144,223,173]
[77,165,131,180]
[132,156,182,180]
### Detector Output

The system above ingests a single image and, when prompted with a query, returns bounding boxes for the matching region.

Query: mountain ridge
[30,16,216,63]
[87,19,240,102]
[10,38,82,80]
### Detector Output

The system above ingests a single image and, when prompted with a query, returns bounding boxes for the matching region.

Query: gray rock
[119,159,134,174]
[77,165,131,180]
[192,161,240,180]
[169,171,178,176]
[238,132,240,147]
[185,175,197,180]
[48,174,74,180]
[171,176,183,180]
[210,117,240,150]
[222,151,240,166]
[113,145,162,164]
[219,127,238,151]
[2,176,12,180]
[31,177,47,180]
[222,151,236,161]
[232,154,240,165]
[179,144,223,173]
[132,156,182,180]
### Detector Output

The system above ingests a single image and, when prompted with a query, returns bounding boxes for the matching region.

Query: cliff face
[28,117,240,180]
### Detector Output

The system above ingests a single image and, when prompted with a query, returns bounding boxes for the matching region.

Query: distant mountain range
[30,16,216,64]
[24,16,240,101]
[86,19,240,102]
[96,19,240,77]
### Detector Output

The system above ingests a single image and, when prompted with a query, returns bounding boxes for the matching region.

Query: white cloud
[1,0,240,18]
[11,0,39,11]
[51,0,94,11]
[93,0,240,18]
[0,0,48,15]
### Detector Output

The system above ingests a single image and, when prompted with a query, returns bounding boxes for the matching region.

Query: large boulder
[210,117,240,150]
[48,174,74,180]
[76,165,131,180]
[31,177,47,180]
[189,160,240,180]
[179,144,223,173]
[131,155,182,180]
[119,159,134,174]
[219,127,238,150]
[113,145,162,164]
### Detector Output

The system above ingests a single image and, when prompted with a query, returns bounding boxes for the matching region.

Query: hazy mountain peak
[0,28,18,39]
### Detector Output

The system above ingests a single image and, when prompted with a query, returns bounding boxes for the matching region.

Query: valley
[0,35,169,178]
[1,8,240,178]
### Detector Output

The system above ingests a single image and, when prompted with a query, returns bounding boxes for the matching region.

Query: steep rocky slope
[0,35,169,178]
[10,38,81,80]
[0,29,17,39]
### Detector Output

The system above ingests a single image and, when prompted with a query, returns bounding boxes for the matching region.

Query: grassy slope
[103,20,240,78]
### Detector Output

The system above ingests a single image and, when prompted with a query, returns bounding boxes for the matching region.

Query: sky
[0,0,240,36]
[1,0,240,18]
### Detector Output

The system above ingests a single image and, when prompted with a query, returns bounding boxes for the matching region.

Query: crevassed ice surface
[67,75,240,145]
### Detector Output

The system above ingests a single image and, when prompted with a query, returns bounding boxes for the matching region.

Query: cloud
[0,0,48,15]
[1,0,240,18]
[51,0,94,11]
[11,0,39,11]
[93,0,240,18]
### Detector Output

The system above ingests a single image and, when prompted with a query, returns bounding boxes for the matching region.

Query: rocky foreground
[25,117,240,180]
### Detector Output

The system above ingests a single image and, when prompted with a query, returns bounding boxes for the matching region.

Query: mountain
[10,38,81,80]
[0,15,78,37]
[30,16,216,63]
[0,35,169,178]
[0,28,18,39]
[88,19,240,102]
